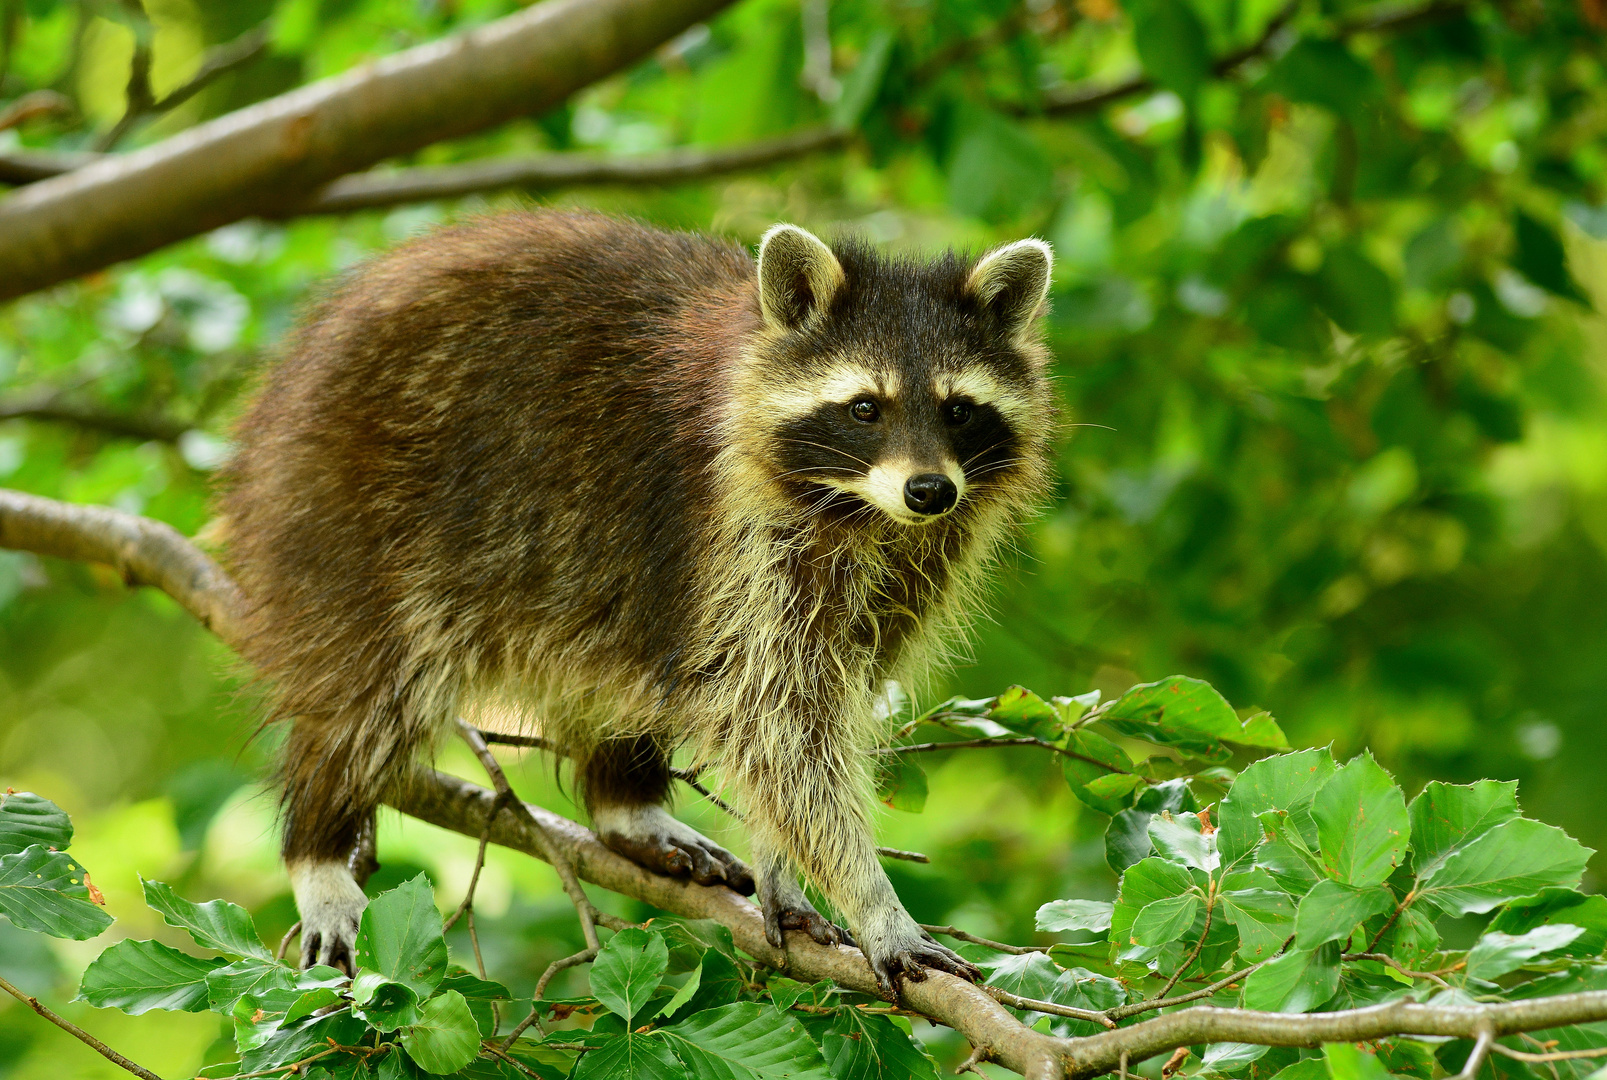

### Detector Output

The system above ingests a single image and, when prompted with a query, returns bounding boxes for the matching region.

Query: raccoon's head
[744,224,1054,528]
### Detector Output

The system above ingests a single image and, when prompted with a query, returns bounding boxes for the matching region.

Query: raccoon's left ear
[966,238,1053,343]
[757,224,845,331]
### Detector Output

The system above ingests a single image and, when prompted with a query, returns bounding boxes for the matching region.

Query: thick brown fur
[220,210,1055,987]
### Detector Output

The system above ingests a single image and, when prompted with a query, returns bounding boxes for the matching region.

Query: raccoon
[220,210,1055,996]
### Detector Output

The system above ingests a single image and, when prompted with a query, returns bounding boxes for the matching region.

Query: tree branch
[0,391,192,442]
[96,22,271,152]
[284,126,849,215]
[8,486,1607,1079]
[0,972,164,1080]
[0,90,73,134]
[1036,0,1464,117]
[0,0,738,301]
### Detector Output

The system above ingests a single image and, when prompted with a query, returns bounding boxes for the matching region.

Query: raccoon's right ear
[965,238,1053,345]
[757,224,845,331]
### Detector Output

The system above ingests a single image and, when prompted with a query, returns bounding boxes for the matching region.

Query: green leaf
[439,969,512,1000]
[1099,677,1252,756]
[592,927,670,1022]
[1107,809,1156,873]
[809,1007,941,1080]
[976,950,1061,1004]
[1267,1060,1330,1080]
[1218,749,1336,868]
[1293,882,1394,950]
[1488,889,1607,956]
[1112,857,1197,949]
[989,686,1062,739]
[831,29,893,131]
[1036,899,1113,934]
[283,986,342,1025]
[1417,818,1593,916]
[1202,1043,1270,1071]
[1131,894,1200,947]
[663,1001,833,1080]
[1220,889,1295,963]
[142,878,271,959]
[573,1032,688,1080]
[1127,0,1212,100]
[1236,712,1290,751]
[946,104,1053,223]
[354,873,447,999]
[1241,943,1340,1013]
[0,792,72,856]
[78,939,226,1014]
[205,957,303,1013]
[874,756,928,813]
[1465,924,1586,981]
[353,970,423,1030]
[0,845,114,940]
[1312,754,1408,888]
[1064,729,1139,814]
[1408,780,1520,879]
[1315,248,1396,336]
[1513,211,1589,304]
[1266,40,1380,119]
[1385,906,1440,968]
[656,961,702,1021]
[1323,1042,1394,1080]
[400,990,480,1074]
[1149,812,1218,872]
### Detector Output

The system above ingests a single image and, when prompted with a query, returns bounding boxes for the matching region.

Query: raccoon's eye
[945,401,974,427]
[849,399,880,423]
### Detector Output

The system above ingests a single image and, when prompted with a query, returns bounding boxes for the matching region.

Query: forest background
[1,0,1605,1075]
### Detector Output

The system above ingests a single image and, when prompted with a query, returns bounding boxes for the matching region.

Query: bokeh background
[2,0,1605,1074]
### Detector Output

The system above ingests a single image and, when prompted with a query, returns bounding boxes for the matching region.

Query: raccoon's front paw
[289,860,368,975]
[762,899,855,951]
[594,804,756,895]
[857,915,981,1001]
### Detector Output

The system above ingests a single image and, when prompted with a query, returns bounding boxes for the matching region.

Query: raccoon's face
[749,225,1054,527]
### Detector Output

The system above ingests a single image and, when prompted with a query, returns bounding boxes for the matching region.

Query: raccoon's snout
[904,474,958,516]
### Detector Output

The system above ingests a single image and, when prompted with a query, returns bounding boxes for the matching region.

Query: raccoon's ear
[757,224,845,331]
[966,238,1053,341]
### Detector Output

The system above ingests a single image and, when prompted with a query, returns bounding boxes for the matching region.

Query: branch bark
[6,485,1607,1079]
[0,0,735,301]
[0,391,192,442]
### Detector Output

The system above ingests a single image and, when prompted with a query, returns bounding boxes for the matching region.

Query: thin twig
[872,736,1131,775]
[1492,1044,1607,1063]
[0,392,193,442]
[1152,883,1214,1002]
[922,924,1049,955]
[276,921,301,963]
[95,0,155,152]
[958,1045,990,1075]
[0,90,73,133]
[482,1043,547,1078]
[985,985,1118,1028]
[1459,1023,1495,1080]
[456,720,600,952]
[1365,894,1413,953]
[1105,958,1269,1022]
[443,793,507,932]
[0,973,165,1080]
[96,21,270,150]
[499,946,600,1048]
[1343,951,1450,990]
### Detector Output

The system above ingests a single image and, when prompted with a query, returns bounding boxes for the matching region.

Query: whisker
[776,438,873,470]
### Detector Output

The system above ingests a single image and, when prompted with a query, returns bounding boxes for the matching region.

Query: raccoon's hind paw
[288,860,368,976]
[860,921,982,1001]
[763,904,854,951]
[593,804,755,896]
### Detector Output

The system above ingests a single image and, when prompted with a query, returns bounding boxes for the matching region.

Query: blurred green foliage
[3,0,1607,1073]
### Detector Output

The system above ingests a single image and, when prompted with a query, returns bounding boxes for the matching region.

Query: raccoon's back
[221,211,761,707]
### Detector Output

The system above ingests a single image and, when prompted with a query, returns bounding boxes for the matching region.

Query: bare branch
[922,923,1049,955]
[285,126,849,215]
[0,391,192,442]
[986,985,1118,1028]
[95,1,157,153]
[0,148,99,185]
[0,0,739,300]
[0,90,73,134]
[1037,0,1464,118]
[0,972,165,1080]
[1105,957,1272,1021]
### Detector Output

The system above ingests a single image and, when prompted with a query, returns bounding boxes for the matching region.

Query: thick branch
[0,488,243,644]
[0,0,736,300]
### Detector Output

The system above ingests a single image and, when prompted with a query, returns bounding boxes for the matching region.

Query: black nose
[903,473,958,516]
